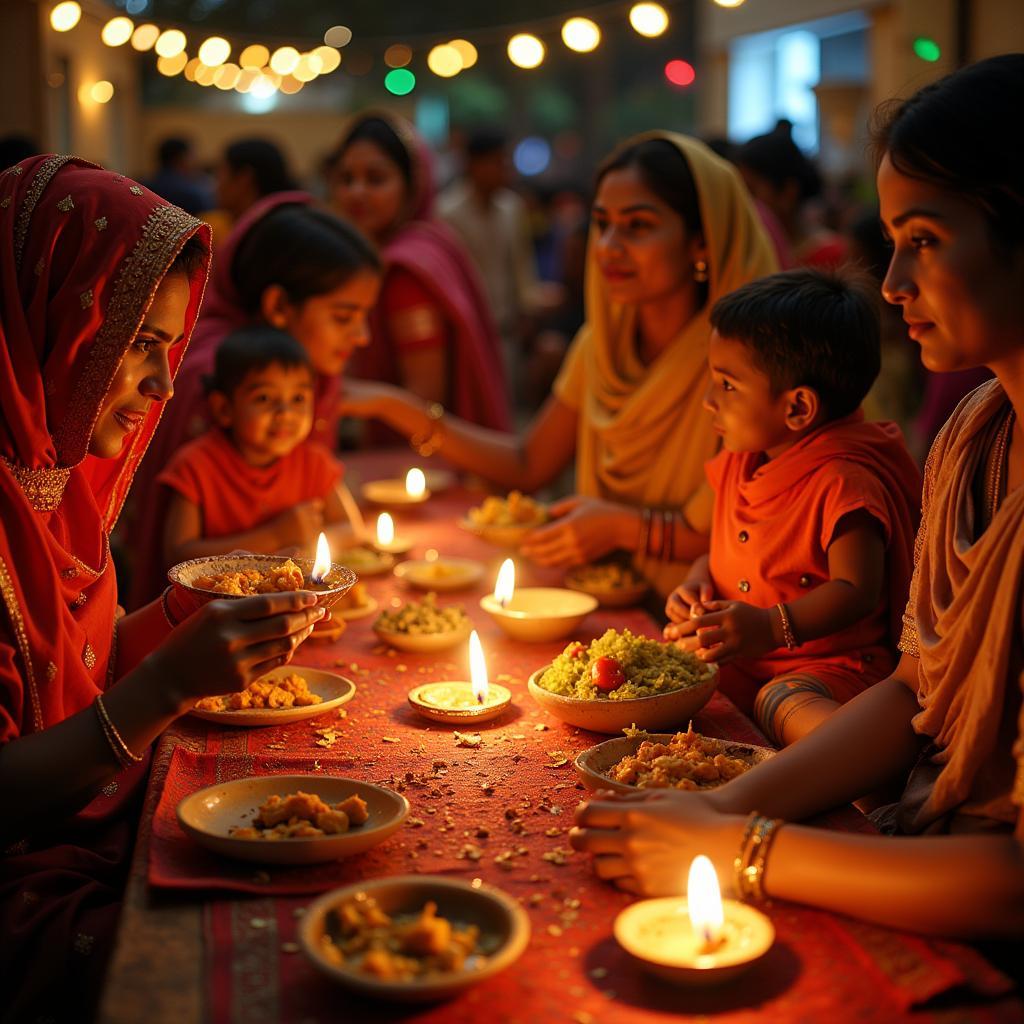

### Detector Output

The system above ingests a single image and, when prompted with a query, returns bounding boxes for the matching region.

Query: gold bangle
[94,693,144,768]
[776,602,797,650]
[737,815,782,902]
[409,401,445,457]
[733,811,760,896]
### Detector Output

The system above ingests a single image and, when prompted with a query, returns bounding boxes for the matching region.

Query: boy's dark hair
[204,326,312,398]
[710,268,881,420]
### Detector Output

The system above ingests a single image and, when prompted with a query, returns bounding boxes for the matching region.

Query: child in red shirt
[665,269,921,746]
[158,327,355,570]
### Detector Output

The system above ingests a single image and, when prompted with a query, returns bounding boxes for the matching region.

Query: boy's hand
[689,600,776,664]
[664,579,715,636]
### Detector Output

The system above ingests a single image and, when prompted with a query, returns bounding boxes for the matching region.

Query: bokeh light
[561,17,601,53]
[91,80,114,103]
[629,3,669,37]
[50,3,81,32]
[323,25,352,48]
[213,63,240,89]
[198,36,230,67]
[250,73,278,99]
[384,67,416,95]
[313,45,342,74]
[513,137,551,176]
[449,39,478,69]
[280,75,304,95]
[427,44,462,78]
[235,68,259,92]
[664,59,696,86]
[130,24,159,51]
[183,57,202,81]
[194,63,216,86]
[293,53,323,82]
[384,44,412,68]
[507,33,545,69]
[269,46,300,75]
[713,0,746,6]
[101,17,134,47]
[913,37,941,62]
[239,44,269,69]
[157,51,188,76]
[155,29,187,58]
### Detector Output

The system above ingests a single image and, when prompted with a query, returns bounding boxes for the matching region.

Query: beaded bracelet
[776,602,798,650]
[94,693,144,769]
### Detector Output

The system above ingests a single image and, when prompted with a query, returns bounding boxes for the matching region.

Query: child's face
[703,331,797,456]
[215,362,315,465]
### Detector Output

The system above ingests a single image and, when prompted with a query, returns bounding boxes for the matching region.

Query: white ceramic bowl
[394,557,486,593]
[527,663,718,734]
[479,588,598,643]
[176,774,408,865]
[300,875,530,1002]
[372,619,473,654]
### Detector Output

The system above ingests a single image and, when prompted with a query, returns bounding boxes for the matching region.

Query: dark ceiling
[112,0,611,44]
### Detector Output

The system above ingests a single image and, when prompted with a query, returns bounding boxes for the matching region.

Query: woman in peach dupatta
[570,56,1024,945]
[0,158,324,1022]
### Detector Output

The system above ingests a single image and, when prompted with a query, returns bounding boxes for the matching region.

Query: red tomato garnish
[591,656,625,692]
[567,642,585,659]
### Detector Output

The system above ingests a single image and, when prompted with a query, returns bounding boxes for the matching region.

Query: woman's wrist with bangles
[638,507,687,561]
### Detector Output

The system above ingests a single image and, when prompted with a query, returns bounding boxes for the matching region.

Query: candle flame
[376,512,395,547]
[311,532,331,583]
[405,467,426,498]
[494,558,515,607]
[687,855,724,949]
[425,548,439,562]
[469,629,489,702]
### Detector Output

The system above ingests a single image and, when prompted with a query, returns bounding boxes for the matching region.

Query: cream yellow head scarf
[554,131,778,595]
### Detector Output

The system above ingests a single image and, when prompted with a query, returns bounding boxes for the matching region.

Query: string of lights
[48,0,735,102]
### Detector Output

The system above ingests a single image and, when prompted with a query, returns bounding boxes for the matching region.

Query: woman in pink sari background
[326,111,511,431]
[125,194,381,607]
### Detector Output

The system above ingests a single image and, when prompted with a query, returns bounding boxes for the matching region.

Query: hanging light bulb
[198,36,231,67]
[562,17,601,53]
[269,46,300,75]
[101,16,134,47]
[448,39,477,69]
[427,43,462,78]
[629,2,669,37]
[155,29,187,58]
[507,33,545,69]
[131,24,160,51]
[50,2,81,32]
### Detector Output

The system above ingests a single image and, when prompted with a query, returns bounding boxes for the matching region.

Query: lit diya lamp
[614,855,774,986]
[309,532,347,641]
[372,512,414,557]
[407,629,512,724]
[362,467,431,506]
[479,558,597,643]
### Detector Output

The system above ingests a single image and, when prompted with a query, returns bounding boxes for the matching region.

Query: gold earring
[693,259,709,283]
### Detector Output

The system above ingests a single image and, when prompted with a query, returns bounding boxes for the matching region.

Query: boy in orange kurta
[665,269,921,746]
[157,327,350,570]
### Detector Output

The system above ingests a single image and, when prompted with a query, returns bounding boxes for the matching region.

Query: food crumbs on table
[534,723,549,731]
[573,1010,595,1024]
[474,826,490,838]
[547,925,563,937]
[396,664,408,672]
[407,817,425,828]
[381,736,400,743]
[453,731,482,748]
[544,827,563,837]
[457,844,483,861]
[528,894,544,906]
[280,942,300,954]
[542,847,573,866]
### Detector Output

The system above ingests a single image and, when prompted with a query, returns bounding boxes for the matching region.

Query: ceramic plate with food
[394,557,485,593]
[458,490,547,547]
[176,775,408,865]
[564,561,649,608]
[334,546,394,577]
[373,594,473,653]
[189,666,356,727]
[575,725,774,794]
[168,554,357,611]
[527,628,718,733]
[300,875,530,1002]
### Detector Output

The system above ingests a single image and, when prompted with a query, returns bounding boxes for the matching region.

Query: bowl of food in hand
[564,561,649,608]
[527,628,718,734]
[458,491,547,548]
[394,556,486,593]
[168,555,357,612]
[299,875,530,1002]
[335,545,395,577]
[176,774,408,865]
[372,593,473,653]
[575,723,774,794]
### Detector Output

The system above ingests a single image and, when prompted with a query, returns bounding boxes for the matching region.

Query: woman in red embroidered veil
[0,157,325,1023]
[125,191,382,607]
[326,111,511,432]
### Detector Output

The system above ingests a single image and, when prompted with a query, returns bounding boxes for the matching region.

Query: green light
[385,68,416,95]
[913,37,941,62]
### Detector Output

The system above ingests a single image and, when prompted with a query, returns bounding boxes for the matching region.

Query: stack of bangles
[734,812,783,902]
[94,693,144,769]
[638,507,687,562]
[409,401,445,458]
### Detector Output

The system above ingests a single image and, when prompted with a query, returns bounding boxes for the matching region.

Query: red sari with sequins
[0,156,210,1023]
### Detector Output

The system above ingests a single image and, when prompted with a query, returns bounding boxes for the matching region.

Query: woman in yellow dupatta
[571,55,1024,943]
[339,132,776,596]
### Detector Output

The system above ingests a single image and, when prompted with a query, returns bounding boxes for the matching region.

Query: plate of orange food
[190,666,356,726]
[176,775,409,865]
